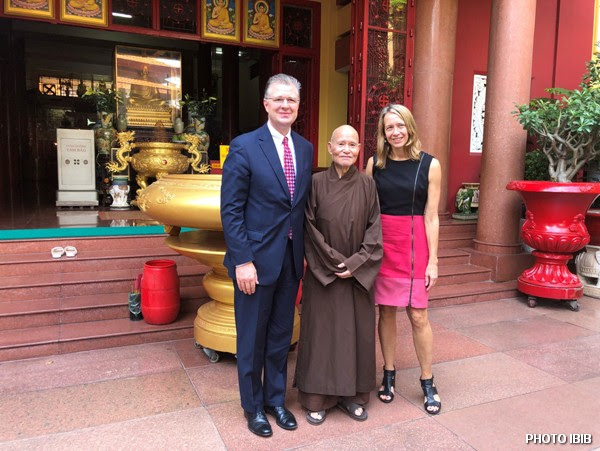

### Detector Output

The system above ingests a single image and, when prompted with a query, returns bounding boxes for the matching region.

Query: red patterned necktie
[283,136,295,239]
[283,136,295,200]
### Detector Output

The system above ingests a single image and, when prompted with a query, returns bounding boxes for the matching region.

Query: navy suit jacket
[221,123,313,286]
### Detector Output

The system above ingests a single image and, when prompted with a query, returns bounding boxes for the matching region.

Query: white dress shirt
[267,121,297,174]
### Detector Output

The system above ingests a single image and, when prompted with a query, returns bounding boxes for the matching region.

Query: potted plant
[181,91,217,123]
[83,84,119,116]
[452,183,480,220]
[180,90,215,153]
[508,57,600,309]
[83,84,121,156]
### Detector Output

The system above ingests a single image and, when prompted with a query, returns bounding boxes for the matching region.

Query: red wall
[554,0,595,90]
[530,1,558,99]
[447,0,491,213]
[446,0,595,213]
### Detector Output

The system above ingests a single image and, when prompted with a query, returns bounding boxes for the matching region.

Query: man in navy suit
[221,74,313,437]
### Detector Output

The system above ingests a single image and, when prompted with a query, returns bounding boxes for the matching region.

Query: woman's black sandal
[378,367,396,403]
[420,376,441,415]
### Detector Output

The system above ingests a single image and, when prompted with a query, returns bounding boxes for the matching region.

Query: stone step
[0,223,515,363]
[0,265,206,301]
[437,248,471,266]
[0,280,521,362]
[436,263,491,286]
[439,232,475,249]
[429,280,520,307]
[0,235,169,255]
[0,311,197,362]
[0,286,208,330]
[439,219,477,235]
[0,249,202,276]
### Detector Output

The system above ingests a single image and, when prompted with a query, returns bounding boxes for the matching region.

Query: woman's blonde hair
[375,104,422,169]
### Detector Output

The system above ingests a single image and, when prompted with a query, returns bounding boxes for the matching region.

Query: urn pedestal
[507,181,600,310]
[575,244,600,298]
[575,209,600,298]
[138,174,300,362]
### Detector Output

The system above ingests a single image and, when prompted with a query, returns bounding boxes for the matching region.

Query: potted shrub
[180,91,215,153]
[83,84,120,155]
[181,91,217,123]
[508,57,600,310]
[83,84,119,116]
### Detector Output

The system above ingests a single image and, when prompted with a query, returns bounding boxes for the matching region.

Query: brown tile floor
[1,295,600,450]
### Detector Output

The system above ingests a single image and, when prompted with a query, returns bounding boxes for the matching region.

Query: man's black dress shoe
[244,411,272,437]
[264,405,298,430]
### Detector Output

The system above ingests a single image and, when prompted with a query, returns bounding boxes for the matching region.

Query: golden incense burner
[107,131,210,204]
[138,174,300,362]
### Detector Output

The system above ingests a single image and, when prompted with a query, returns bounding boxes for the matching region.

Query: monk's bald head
[330,125,359,144]
[328,125,361,173]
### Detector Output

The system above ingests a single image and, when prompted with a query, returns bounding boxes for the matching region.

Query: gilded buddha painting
[244,0,278,47]
[4,0,54,19]
[59,0,107,26]
[115,46,182,129]
[201,0,240,43]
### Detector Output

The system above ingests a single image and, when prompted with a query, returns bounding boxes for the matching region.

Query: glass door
[349,0,415,168]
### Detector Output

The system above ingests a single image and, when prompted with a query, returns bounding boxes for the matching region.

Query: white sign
[470,74,487,153]
[57,129,95,190]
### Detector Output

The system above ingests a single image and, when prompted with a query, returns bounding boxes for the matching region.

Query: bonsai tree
[515,57,600,182]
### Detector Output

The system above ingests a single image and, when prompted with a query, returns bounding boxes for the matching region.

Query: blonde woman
[366,104,442,414]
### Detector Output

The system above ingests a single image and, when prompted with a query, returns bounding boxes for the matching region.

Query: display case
[115,46,182,128]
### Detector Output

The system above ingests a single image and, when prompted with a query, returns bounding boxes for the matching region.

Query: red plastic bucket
[141,259,180,325]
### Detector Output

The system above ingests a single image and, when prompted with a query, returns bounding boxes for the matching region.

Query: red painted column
[472,0,537,280]
[412,0,458,218]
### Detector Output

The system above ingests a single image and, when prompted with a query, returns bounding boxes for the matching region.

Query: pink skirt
[374,214,429,308]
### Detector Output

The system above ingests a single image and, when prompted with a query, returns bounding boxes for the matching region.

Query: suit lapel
[258,124,290,198]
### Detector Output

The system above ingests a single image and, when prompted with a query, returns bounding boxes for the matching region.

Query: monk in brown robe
[295,125,383,425]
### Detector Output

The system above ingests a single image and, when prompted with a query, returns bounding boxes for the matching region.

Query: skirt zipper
[408,156,424,308]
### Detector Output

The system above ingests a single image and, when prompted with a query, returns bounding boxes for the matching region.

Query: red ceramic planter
[506,181,600,301]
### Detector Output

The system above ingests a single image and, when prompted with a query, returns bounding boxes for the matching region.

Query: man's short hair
[264,74,301,99]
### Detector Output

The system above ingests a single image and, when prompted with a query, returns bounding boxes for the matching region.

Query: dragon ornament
[106,130,136,174]
[183,133,211,174]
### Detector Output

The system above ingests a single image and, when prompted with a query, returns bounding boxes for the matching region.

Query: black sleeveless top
[373,151,433,216]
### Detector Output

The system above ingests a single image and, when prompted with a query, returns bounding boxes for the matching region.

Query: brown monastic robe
[295,164,383,411]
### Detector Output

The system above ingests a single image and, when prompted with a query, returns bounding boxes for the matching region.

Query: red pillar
[471,0,537,281]
[412,0,458,218]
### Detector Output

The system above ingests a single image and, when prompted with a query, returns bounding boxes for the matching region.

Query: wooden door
[275,0,321,164]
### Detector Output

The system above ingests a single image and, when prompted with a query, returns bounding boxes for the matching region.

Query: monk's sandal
[306,410,326,425]
[420,376,441,415]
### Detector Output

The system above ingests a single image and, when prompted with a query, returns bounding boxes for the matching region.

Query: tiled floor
[1,295,600,450]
